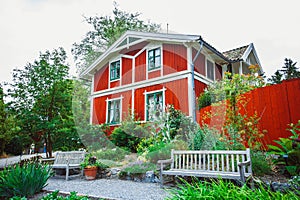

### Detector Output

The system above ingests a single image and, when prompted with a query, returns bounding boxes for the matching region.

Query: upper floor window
[146,91,163,121]
[107,99,121,124]
[110,60,120,81]
[206,59,215,81]
[148,47,161,71]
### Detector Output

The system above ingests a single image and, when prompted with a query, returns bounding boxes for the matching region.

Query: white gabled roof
[80,31,201,79]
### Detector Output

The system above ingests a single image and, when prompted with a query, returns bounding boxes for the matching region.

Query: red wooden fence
[197,78,300,146]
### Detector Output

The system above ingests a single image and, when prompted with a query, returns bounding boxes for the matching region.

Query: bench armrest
[157,159,173,164]
[157,159,173,171]
[238,160,251,167]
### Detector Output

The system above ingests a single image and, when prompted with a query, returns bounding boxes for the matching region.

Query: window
[110,60,120,81]
[148,47,161,71]
[146,91,163,121]
[107,99,121,124]
[206,59,215,81]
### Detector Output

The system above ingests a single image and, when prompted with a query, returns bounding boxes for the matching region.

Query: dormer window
[148,47,161,71]
[110,60,120,81]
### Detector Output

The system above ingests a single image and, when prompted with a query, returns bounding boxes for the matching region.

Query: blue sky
[1,0,300,85]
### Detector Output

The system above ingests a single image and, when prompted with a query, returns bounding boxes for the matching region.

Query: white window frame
[106,96,123,125]
[109,58,122,82]
[144,88,166,121]
[146,45,163,73]
[206,57,215,81]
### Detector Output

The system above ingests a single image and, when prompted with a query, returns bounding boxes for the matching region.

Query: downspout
[190,39,204,122]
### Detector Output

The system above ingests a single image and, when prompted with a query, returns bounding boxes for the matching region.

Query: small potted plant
[80,154,101,180]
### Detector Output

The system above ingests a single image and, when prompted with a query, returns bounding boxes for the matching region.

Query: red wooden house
[80,31,263,127]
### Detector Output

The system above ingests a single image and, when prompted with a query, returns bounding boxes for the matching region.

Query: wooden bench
[51,151,85,181]
[157,149,252,187]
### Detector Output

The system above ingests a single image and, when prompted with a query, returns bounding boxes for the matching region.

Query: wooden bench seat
[51,151,85,181]
[158,149,252,187]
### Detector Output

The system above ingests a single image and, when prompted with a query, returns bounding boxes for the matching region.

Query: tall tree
[8,48,78,157]
[0,85,17,156]
[72,2,161,73]
[268,58,300,84]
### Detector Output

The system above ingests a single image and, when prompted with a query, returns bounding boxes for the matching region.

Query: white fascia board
[241,43,263,73]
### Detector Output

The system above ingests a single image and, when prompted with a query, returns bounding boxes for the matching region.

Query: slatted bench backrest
[54,151,85,165]
[171,149,251,174]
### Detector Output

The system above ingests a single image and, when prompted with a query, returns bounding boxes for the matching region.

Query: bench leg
[66,166,69,181]
[160,172,163,188]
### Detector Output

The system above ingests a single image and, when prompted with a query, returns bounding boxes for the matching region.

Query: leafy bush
[251,151,272,176]
[268,120,300,175]
[167,178,299,200]
[110,115,150,152]
[93,147,129,161]
[0,162,53,198]
[41,190,89,200]
[121,161,156,174]
[146,140,188,163]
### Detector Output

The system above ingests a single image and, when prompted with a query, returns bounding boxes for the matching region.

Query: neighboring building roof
[222,45,249,61]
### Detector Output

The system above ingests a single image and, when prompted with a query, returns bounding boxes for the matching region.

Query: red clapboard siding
[135,51,146,82]
[198,78,300,147]
[163,44,187,75]
[195,80,208,123]
[94,64,109,92]
[110,80,120,88]
[120,90,132,119]
[148,70,161,79]
[93,96,108,124]
[193,49,205,76]
[121,57,132,85]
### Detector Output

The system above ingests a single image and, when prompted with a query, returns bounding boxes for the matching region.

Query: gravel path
[45,177,170,200]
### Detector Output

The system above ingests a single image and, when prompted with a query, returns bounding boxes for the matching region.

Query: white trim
[146,44,163,80]
[205,57,215,81]
[187,46,193,117]
[131,89,135,117]
[143,87,166,121]
[239,61,243,75]
[132,57,135,84]
[194,72,214,85]
[90,76,95,124]
[92,70,189,98]
[241,43,263,73]
[105,96,123,124]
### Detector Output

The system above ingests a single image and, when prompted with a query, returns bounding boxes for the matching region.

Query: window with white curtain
[146,91,163,121]
[107,99,121,124]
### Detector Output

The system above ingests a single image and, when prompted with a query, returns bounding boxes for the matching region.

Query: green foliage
[251,151,272,176]
[7,48,79,157]
[0,163,53,198]
[0,85,19,155]
[72,2,161,73]
[268,58,300,84]
[80,154,108,170]
[41,190,89,200]
[198,65,265,109]
[146,140,188,163]
[167,178,299,200]
[268,120,300,175]
[93,147,129,162]
[110,115,150,152]
[121,161,156,175]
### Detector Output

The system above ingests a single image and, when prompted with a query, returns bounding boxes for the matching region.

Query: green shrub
[198,91,212,109]
[0,163,53,198]
[251,151,272,176]
[136,137,156,154]
[41,190,89,200]
[93,147,129,161]
[121,161,156,174]
[146,140,188,163]
[167,178,299,200]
